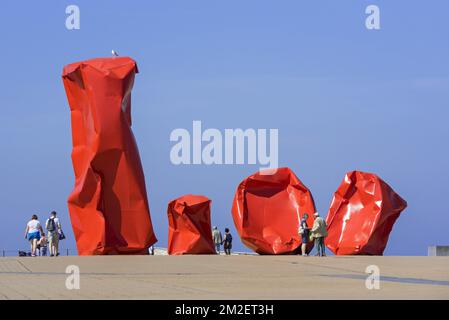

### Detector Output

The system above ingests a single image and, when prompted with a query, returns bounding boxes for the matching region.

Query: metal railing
[0,247,166,257]
[1,247,255,257]
[1,248,78,257]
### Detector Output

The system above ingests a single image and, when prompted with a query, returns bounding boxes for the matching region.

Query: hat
[313,212,319,217]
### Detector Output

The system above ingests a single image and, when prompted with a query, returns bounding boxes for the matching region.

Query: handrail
[0,247,254,257]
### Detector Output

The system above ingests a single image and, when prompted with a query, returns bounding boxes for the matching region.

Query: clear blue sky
[0,1,448,255]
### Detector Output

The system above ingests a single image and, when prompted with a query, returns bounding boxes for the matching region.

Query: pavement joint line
[14,259,33,273]
[0,271,225,276]
[0,282,28,299]
[320,274,449,287]
[281,259,367,275]
[0,290,9,300]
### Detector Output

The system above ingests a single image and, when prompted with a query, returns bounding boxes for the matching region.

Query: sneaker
[56,253,60,257]
[50,254,54,257]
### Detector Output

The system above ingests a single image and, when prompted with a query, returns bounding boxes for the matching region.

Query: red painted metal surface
[325,171,407,255]
[62,57,157,255]
[167,195,216,255]
[232,168,316,255]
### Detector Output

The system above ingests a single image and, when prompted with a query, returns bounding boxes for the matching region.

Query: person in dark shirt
[299,213,310,256]
[222,228,233,255]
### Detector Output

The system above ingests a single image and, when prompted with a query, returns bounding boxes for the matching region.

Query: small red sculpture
[167,195,216,255]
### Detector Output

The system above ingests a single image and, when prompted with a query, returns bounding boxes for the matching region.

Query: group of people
[212,226,233,255]
[299,212,328,257]
[212,213,327,257]
[24,211,65,257]
[23,213,326,257]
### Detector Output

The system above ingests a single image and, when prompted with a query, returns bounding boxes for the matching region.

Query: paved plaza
[0,255,448,299]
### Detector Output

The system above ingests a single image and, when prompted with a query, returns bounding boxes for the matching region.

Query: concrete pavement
[0,255,448,299]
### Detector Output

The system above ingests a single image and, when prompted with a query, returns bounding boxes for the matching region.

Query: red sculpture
[167,195,216,255]
[62,57,157,255]
[325,171,407,255]
[232,168,316,255]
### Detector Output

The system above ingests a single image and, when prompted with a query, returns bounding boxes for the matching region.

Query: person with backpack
[298,213,310,256]
[46,211,62,257]
[24,214,45,257]
[222,228,233,255]
[212,226,223,254]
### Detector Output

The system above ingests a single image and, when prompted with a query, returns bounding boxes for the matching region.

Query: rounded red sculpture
[62,57,157,255]
[232,167,316,255]
[325,171,407,255]
[167,195,216,255]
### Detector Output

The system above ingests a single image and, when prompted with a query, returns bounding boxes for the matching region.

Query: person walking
[212,226,223,254]
[46,211,62,257]
[222,228,233,255]
[311,212,328,257]
[298,213,310,256]
[24,215,44,257]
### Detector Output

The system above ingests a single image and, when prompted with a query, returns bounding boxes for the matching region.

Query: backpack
[47,218,56,232]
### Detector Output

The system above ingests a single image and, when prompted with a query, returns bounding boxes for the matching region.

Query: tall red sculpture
[62,57,157,255]
[325,171,407,255]
[232,168,316,255]
[167,195,216,255]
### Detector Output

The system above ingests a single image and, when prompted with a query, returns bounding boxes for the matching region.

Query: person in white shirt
[24,214,44,257]
[46,211,62,257]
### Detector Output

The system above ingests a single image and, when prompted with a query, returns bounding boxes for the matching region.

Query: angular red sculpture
[167,195,216,255]
[232,168,316,255]
[62,57,157,255]
[325,171,407,255]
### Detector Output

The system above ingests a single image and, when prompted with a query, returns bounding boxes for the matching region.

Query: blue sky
[0,1,448,255]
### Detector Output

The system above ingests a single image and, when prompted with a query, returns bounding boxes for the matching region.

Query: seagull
[111,50,119,57]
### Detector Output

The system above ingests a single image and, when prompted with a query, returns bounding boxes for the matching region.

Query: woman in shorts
[24,214,44,257]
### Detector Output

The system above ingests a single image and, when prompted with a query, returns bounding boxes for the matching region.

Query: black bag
[59,230,66,240]
[47,218,56,232]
